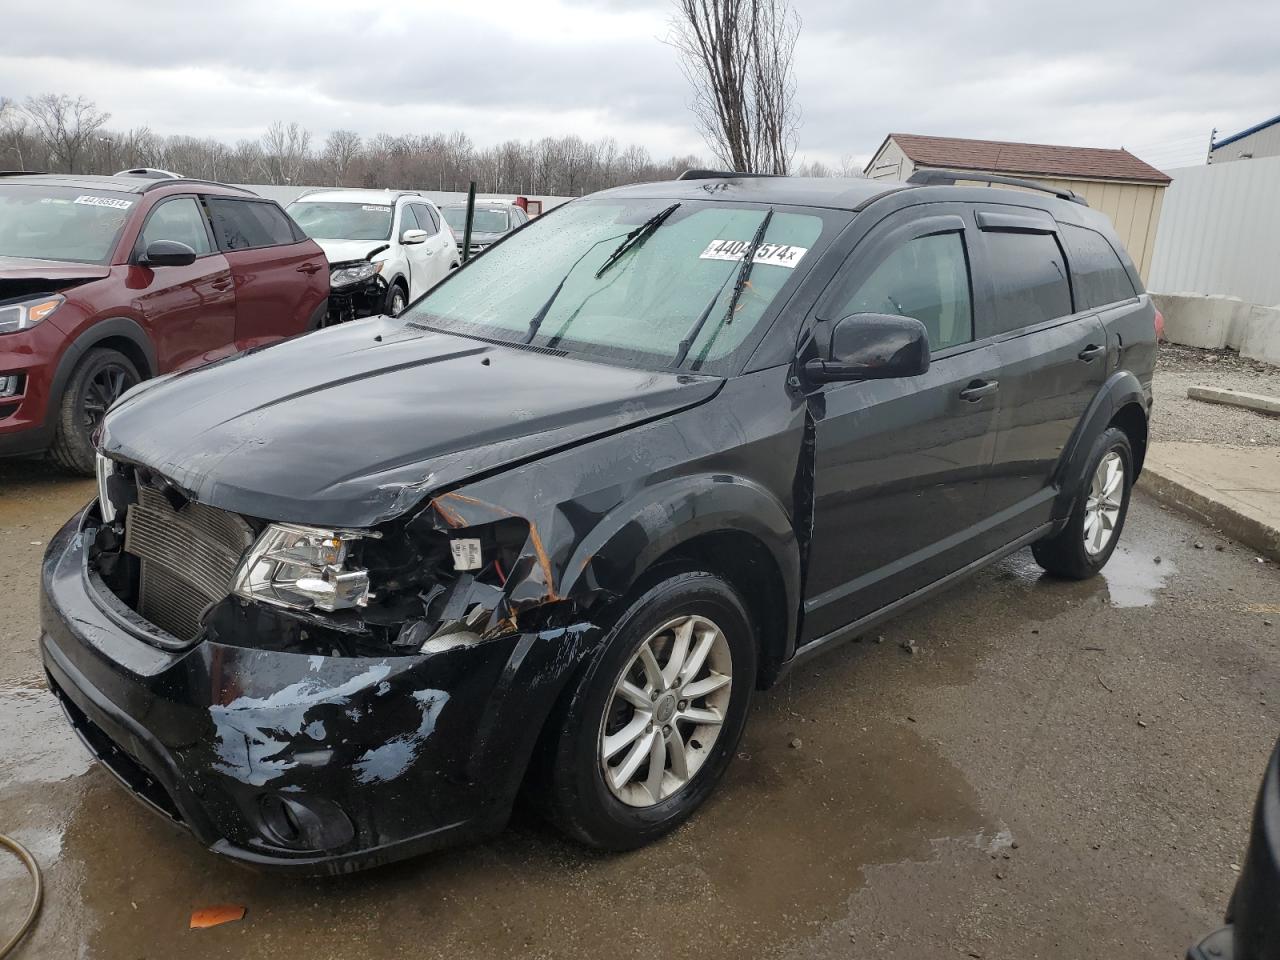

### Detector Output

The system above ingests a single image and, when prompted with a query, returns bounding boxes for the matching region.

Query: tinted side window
[207,199,297,250]
[1061,223,1137,308]
[140,198,211,255]
[416,204,440,232]
[838,232,973,351]
[981,230,1073,336]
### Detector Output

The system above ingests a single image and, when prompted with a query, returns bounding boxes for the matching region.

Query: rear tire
[48,348,141,475]
[1032,426,1133,579]
[536,570,756,850]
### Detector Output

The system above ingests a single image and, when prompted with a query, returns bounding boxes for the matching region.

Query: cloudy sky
[2,0,1276,172]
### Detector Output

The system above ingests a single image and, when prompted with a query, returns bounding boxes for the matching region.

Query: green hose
[0,835,42,958]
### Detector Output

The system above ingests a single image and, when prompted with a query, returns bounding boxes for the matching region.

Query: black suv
[41,170,1158,873]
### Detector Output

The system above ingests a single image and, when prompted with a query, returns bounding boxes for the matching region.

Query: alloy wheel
[81,363,135,431]
[599,614,733,807]
[1083,450,1125,555]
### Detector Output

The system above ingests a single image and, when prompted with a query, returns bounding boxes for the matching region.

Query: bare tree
[259,120,312,184]
[23,93,110,173]
[322,129,362,185]
[0,97,29,170]
[668,0,799,174]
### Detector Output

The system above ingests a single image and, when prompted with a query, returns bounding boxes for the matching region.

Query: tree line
[0,93,856,197]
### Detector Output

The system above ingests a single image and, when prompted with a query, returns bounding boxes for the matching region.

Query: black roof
[0,173,254,196]
[592,175,900,212]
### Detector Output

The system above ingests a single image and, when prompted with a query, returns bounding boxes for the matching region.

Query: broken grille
[124,485,255,643]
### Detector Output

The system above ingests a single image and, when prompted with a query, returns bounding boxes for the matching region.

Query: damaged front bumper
[40,505,600,874]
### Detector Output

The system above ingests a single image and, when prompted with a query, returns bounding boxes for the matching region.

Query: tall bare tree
[322,129,362,185]
[668,0,800,174]
[0,97,29,170]
[259,120,311,184]
[23,93,110,173]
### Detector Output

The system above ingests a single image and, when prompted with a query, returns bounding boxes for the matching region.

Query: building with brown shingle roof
[865,133,1170,279]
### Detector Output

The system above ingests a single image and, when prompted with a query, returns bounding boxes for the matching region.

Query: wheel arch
[559,474,801,689]
[47,317,157,425]
[1051,369,1147,520]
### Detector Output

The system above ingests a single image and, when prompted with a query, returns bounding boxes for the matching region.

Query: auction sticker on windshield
[74,195,133,210]
[362,205,391,212]
[700,239,807,268]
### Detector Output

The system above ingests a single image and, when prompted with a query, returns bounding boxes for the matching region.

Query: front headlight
[232,523,375,613]
[329,261,381,289]
[0,294,64,335]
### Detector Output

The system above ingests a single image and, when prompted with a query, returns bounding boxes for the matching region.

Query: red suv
[0,174,328,473]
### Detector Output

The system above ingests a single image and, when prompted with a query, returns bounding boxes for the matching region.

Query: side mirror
[804,313,930,383]
[139,239,197,267]
[401,229,429,245]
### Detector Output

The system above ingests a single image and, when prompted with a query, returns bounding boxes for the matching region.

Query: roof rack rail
[139,177,256,195]
[0,170,42,177]
[906,168,1088,206]
[677,169,784,181]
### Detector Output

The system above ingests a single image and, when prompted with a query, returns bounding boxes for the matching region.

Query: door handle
[959,379,999,402]
[1078,344,1105,361]
[211,277,233,291]
[296,262,322,274]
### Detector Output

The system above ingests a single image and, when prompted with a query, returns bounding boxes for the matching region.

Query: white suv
[288,190,459,321]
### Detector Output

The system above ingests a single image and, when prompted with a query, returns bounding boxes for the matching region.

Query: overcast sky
[2,0,1275,172]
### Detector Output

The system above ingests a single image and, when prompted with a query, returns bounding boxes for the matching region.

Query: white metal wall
[1146,155,1280,306]
[1209,123,1280,164]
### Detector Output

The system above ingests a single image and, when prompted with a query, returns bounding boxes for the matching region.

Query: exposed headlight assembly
[0,294,64,334]
[232,524,376,613]
[329,261,382,289]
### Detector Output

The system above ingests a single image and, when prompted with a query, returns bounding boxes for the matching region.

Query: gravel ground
[1152,343,1280,446]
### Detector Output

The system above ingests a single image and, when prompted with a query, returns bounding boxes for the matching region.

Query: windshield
[441,207,510,234]
[404,198,827,374]
[0,184,136,264]
[287,201,392,241]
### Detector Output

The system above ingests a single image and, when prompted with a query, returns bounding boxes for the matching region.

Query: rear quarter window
[207,198,299,250]
[980,230,1073,337]
[1061,223,1137,308]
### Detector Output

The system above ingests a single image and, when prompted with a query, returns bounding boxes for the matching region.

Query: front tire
[1032,426,1133,579]
[385,282,407,317]
[539,570,756,850]
[48,348,140,475]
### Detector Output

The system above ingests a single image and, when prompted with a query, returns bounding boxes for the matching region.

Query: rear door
[205,196,327,348]
[972,206,1108,536]
[129,194,236,372]
[801,204,1004,642]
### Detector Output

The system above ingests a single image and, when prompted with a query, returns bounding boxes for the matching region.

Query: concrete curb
[1139,462,1280,562]
[1188,385,1280,417]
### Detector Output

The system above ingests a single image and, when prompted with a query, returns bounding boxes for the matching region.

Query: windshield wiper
[522,231,628,344]
[672,208,773,368]
[593,203,681,280]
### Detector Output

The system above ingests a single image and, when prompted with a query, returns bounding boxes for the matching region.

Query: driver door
[800,205,1005,642]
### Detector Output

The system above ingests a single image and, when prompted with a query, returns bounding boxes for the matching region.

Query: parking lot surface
[1,459,1277,959]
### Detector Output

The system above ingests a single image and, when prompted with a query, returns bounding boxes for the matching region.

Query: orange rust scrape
[524,521,559,601]
[190,904,246,928]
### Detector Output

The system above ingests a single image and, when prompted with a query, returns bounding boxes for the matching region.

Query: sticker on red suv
[699,239,807,268]
[74,195,134,210]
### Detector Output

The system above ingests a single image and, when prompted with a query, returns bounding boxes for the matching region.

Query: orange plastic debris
[189,905,246,929]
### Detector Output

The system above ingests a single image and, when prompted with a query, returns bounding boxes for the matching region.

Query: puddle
[0,678,93,787]
[1100,543,1177,608]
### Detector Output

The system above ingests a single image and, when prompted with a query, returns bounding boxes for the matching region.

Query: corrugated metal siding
[1146,156,1280,305]
[1210,125,1280,163]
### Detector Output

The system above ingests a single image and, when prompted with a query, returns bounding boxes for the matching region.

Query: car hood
[99,315,723,527]
[463,232,505,245]
[314,239,391,265]
[0,256,111,300]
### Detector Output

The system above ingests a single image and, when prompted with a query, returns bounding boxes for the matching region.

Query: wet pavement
[2,458,1278,959]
